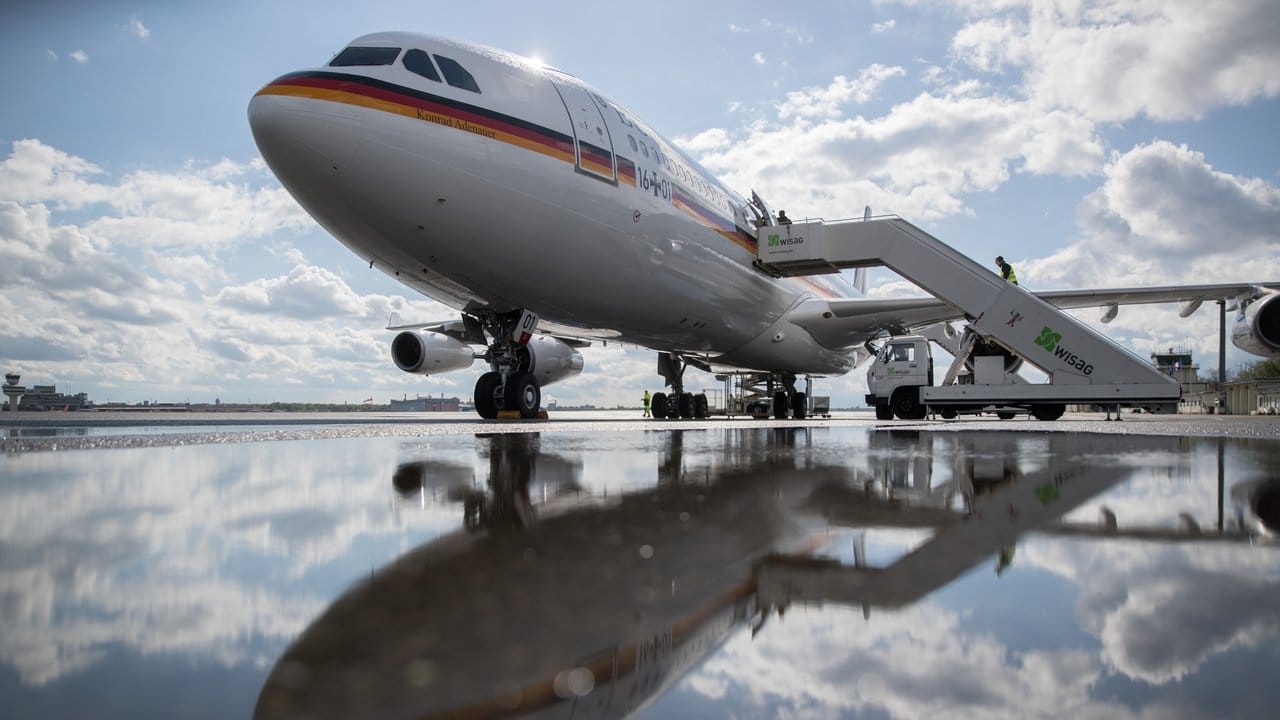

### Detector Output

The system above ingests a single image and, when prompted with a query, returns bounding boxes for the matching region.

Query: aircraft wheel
[891,388,925,420]
[474,372,503,419]
[996,411,1017,420]
[875,404,894,420]
[940,407,958,420]
[678,392,695,419]
[504,371,541,419]
[1031,404,1065,421]
[693,394,709,419]
[773,392,789,419]
[650,392,667,419]
[791,392,807,420]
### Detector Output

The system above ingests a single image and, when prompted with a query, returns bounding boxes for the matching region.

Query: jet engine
[1231,293,1280,358]
[391,331,476,375]
[522,335,585,386]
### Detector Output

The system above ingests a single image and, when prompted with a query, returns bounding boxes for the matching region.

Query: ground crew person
[995,255,1017,285]
[777,210,792,225]
[643,390,651,418]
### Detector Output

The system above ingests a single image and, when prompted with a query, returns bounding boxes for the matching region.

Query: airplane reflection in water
[256,430,1276,720]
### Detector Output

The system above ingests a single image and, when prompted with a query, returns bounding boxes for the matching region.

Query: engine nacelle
[523,335,584,386]
[1231,293,1280,358]
[391,331,476,375]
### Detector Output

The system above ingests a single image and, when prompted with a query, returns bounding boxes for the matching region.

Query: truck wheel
[791,392,807,420]
[1032,404,1065,421]
[891,389,926,420]
[875,404,894,420]
[940,407,958,420]
[996,411,1017,420]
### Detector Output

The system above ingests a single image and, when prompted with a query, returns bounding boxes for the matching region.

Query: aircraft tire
[651,392,668,419]
[678,392,695,419]
[791,392,807,420]
[474,372,503,419]
[504,371,541,419]
[693,394,709,418]
[996,411,1017,420]
[940,407,958,420]
[875,404,894,420]
[772,392,789,419]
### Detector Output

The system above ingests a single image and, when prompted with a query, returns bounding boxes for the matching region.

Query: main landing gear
[471,310,542,420]
[650,353,710,420]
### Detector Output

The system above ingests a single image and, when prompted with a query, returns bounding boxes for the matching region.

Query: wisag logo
[767,234,780,247]
[1034,326,1062,352]
[1035,325,1093,375]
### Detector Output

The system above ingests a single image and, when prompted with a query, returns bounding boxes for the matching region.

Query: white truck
[864,335,1066,421]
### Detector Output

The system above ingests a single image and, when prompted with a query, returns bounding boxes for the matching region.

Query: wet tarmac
[1,415,1278,718]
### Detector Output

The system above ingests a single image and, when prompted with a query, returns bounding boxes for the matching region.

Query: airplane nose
[248,90,363,180]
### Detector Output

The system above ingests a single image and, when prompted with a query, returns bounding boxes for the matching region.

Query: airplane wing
[386,313,609,348]
[798,282,1280,350]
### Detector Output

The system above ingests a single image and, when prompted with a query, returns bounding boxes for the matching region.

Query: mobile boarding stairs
[754,216,1180,407]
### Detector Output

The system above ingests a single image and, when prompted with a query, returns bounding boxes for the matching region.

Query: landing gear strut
[652,353,708,419]
[471,310,542,419]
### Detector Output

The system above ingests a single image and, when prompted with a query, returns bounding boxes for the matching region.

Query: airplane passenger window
[403,49,441,82]
[640,142,649,159]
[628,135,638,152]
[329,46,401,66]
[434,54,481,93]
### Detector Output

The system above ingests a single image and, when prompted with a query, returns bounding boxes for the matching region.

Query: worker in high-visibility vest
[643,390,651,418]
[995,255,1018,285]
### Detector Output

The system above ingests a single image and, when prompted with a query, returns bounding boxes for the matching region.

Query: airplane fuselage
[248,32,857,375]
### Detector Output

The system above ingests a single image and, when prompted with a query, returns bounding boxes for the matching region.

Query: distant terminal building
[1225,377,1280,415]
[2,373,90,411]
[389,394,461,412]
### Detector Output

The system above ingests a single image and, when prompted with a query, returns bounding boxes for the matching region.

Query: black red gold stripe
[258,71,755,255]
[673,187,757,253]
[257,71,576,163]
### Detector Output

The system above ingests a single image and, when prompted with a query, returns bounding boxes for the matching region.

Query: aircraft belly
[342,110,792,351]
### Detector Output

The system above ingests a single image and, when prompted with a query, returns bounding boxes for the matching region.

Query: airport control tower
[3,372,24,411]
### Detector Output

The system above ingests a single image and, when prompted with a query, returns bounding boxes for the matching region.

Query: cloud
[216,264,370,320]
[69,50,87,64]
[948,0,1280,122]
[1027,140,1280,285]
[128,14,150,40]
[777,65,906,119]
[46,49,57,62]
[752,52,765,65]
[689,84,1102,223]
[873,19,897,33]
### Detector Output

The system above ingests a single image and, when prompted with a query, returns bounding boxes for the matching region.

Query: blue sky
[2,0,1278,407]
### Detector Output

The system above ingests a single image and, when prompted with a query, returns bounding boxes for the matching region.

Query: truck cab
[865,336,933,420]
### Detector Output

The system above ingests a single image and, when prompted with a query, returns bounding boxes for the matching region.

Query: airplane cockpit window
[329,46,401,67]
[403,49,441,82]
[433,54,481,93]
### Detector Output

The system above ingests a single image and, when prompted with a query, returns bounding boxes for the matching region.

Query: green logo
[1035,326,1062,353]
[767,234,780,247]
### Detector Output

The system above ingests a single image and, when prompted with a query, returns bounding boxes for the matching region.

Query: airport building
[2,373,90,411]
[389,395,461,412]
[1149,348,1214,413]
[1225,377,1280,415]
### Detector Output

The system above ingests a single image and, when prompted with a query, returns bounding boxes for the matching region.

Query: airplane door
[554,81,617,183]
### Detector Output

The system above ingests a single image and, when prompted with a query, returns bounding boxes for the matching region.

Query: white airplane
[247,32,1280,419]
